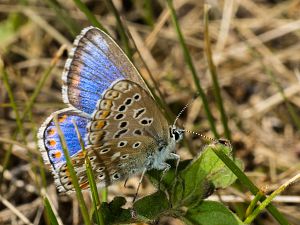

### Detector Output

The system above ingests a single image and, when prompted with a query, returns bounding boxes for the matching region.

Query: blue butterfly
[38,27,183,193]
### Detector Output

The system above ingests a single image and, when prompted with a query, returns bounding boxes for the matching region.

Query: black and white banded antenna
[172,94,199,128]
[173,94,230,146]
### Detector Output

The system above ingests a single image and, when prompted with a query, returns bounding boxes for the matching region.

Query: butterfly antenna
[173,95,199,127]
[183,129,231,146]
[172,94,231,146]
[182,129,215,142]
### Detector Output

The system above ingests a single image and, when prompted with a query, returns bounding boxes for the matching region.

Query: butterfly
[38,26,184,194]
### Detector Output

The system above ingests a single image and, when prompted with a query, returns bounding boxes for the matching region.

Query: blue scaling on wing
[38,108,89,170]
[62,26,150,115]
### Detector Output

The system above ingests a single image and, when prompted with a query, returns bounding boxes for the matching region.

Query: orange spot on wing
[101,100,113,110]
[54,151,62,158]
[58,114,67,123]
[48,139,56,147]
[99,110,110,119]
[71,78,80,87]
[96,121,106,129]
[47,128,56,136]
[77,151,85,158]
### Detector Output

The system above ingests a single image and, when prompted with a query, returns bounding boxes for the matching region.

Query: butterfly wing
[39,27,171,193]
[87,80,169,145]
[62,26,148,115]
[38,108,89,191]
[55,80,171,192]
[56,136,157,192]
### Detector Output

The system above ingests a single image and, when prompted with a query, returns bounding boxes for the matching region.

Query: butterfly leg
[167,153,181,197]
[132,167,147,203]
[168,153,180,176]
[156,162,171,190]
[124,178,129,188]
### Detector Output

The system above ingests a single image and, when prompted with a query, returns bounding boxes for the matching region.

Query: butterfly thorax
[146,126,183,171]
[145,138,176,170]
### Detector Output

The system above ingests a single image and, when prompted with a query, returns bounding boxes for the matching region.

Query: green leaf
[133,190,169,221]
[184,201,244,225]
[171,143,242,207]
[147,159,191,191]
[172,156,213,207]
[99,196,132,225]
[99,197,132,224]
[199,144,243,188]
[211,158,243,188]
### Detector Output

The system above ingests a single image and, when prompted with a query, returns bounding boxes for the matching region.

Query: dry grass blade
[0,0,299,224]
[0,195,34,225]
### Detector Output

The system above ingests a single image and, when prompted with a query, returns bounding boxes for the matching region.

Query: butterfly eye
[174,132,180,141]
[158,146,164,152]
[170,127,183,142]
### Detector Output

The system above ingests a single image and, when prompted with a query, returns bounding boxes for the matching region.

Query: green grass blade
[22,49,65,119]
[44,0,80,36]
[1,62,25,142]
[0,64,26,183]
[244,189,264,219]
[143,0,154,27]
[53,115,92,225]
[166,0,218,138]
[101,189,108,202]
[125,29,174,122]
[244,173,300,224]
[104,0,133,59]
[211,146,291,225]
[203,5,231,140]
[43,197,60,225]
[73,0,107,32]
[72,120,105,225]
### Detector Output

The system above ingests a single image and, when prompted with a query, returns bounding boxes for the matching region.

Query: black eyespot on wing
[133,142,141,148]
[141,119,148,125]
[118,105,126,111]
[133,93,141,101]
[125,98,132,105]
[133,129,142,135]
[140,118,153,125]
[114,129,128,138]
[115,113,124,120]
[119,121,128,128]
[120,154,129,159]
[112,173,121,180]
[134,108,145,119]
[118,141,127,147]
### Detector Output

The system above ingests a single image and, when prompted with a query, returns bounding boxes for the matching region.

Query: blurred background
[0,0,299,224]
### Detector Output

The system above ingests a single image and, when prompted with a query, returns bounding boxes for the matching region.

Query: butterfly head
[170,125,184,143]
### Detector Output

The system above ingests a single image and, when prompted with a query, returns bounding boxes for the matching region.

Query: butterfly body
[38,27,183,193]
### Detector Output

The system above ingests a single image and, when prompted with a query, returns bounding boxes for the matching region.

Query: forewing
[87,80,170,146]
[62,27,148,114]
